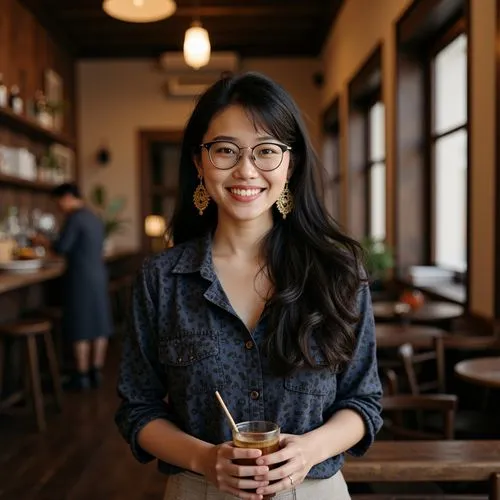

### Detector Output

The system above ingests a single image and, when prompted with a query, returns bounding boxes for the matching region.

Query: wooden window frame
[426,24,468,277]
[394,0,469,306]
[322,97,342,221]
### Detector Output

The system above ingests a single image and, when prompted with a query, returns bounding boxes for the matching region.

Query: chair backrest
[381,394,457,440]
[398,337,446,394]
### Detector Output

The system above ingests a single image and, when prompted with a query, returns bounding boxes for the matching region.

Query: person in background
[34,183,112,390]
[116,72,382,499]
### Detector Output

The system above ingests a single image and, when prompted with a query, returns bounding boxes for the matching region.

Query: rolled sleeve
[52,214,80,255]
[115,260,175,464]
[330,284,383,456]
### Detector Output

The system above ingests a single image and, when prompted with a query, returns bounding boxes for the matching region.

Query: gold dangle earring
[193,175,210,215]
[276,182,294,219]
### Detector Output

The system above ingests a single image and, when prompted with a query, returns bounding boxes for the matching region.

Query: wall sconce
[145,214,166,253]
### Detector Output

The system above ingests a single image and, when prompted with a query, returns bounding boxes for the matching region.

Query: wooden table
[454,356,500,389]
[373,300,464,324]
[376,324,448,349]
[343,440,500,499]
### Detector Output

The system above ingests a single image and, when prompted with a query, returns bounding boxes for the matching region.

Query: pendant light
[183,20,211,70]
[103,0,176,23]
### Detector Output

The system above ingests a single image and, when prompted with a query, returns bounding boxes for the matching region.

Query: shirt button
[245,340,254,350]
[250,390,260,400]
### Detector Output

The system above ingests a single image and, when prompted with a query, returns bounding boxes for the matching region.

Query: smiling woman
[193,105,292,226]
[116,72,382,500]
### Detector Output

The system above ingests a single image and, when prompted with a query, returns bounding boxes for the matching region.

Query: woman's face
[195,104,292,226]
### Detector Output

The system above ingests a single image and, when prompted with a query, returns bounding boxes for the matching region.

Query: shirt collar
[171,233,216,282]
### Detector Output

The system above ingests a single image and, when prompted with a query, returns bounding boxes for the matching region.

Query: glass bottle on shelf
[8,85,23,115]
[34,90,52,128]
[0,73,7,108]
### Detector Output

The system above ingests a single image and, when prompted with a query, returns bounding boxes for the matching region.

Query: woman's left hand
[253,433,314,496]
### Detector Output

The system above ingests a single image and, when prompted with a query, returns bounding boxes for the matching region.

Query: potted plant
[361,236,395,291]
[89,184,127,253]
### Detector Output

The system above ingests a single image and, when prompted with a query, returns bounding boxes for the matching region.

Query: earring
[193,175,210,215]
[276,182,294,219]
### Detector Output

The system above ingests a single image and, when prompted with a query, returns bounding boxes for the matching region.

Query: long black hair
[170,72,364,375]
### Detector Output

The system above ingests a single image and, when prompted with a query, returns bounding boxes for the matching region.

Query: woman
[115,72,382,500]
[34,183,112,390]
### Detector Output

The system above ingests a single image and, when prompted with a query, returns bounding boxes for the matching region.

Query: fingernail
[257,459,264,465]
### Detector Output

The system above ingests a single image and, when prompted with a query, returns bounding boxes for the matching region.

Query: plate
[0,259,43,273]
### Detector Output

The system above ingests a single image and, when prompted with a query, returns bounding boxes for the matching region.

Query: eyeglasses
[200,140,292,171]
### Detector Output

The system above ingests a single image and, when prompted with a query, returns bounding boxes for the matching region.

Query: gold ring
[288,474,294,486]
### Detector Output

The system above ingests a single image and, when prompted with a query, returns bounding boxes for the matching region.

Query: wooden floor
[0,341,165,500]
[0,341,490,500]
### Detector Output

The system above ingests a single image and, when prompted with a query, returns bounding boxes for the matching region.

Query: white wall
[77,58,321,250]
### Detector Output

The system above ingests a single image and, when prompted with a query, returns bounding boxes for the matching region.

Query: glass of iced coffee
[232,421,280,499]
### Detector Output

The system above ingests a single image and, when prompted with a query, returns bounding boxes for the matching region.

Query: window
[322,98,341,221]
[431,33,467,272]
[367,101,386,240]
[323,130,341,220]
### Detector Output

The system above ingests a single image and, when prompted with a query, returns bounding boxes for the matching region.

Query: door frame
[137,129,184,254]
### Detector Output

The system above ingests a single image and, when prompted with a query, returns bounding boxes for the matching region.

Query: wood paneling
[0,0,76,142]
[0,0,76,216]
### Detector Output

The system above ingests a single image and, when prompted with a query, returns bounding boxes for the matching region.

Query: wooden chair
[381,394,457,440]
[0,319,63,432]
[398,340,446,394]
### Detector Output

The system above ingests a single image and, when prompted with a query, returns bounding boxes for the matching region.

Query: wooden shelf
[0,106,75,148]
[0,173,60,192]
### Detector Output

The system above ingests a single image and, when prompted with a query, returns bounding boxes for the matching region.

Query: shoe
[89,367,103,388]
[63,372,91,391]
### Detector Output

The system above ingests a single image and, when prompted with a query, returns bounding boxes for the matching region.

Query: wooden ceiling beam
[57,5,326,20]
[65,21,316,37]
[76,45,317,59]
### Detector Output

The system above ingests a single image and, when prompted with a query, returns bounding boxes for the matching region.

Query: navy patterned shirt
[115,234,383,478]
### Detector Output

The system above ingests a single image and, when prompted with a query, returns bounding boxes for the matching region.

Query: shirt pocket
[159,330,227,395]
[283,346,336,396]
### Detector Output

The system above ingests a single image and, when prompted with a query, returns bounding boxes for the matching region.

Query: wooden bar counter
[0,248,139,295]
[0,248,142,402]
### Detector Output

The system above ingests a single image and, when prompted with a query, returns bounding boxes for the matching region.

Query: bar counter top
[0,248,139,294]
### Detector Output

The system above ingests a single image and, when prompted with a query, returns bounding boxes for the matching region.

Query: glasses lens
[253,143,284,171]
[208,142,240,170]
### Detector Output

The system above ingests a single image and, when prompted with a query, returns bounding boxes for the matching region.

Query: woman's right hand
[201,441,270,499]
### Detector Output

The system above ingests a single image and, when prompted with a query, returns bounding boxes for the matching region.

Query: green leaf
[361,236,395,281]
[107,197,126,217]
[90,185,106,208]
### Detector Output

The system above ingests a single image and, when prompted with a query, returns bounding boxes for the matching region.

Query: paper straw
[215,391,238,435]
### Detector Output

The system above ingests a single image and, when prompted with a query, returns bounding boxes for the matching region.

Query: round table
[454,357,500,389]
[376,324,448,349]
[373,301,464,323]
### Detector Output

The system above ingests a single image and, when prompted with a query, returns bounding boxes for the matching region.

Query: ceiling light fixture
[103,0,176,23]
[183,20,211,70]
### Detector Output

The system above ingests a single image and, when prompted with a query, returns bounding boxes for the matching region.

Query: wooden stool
[38,306,65,367]
[0,319,63,432]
